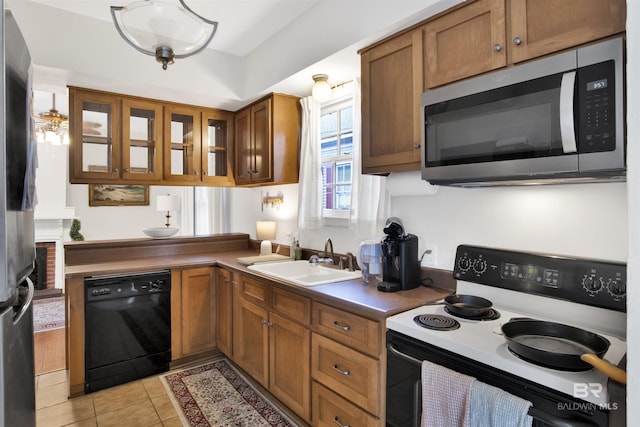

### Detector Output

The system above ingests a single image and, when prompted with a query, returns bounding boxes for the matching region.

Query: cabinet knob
[413,144,421,149]
[123,168,129,172]
[513,36,522,46]
[113,168,119,172]
[493,43,502,52]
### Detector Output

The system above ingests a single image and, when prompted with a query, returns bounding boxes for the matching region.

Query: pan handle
[580,354,627,384]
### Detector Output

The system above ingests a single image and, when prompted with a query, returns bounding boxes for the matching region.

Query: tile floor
[35,369,184,427]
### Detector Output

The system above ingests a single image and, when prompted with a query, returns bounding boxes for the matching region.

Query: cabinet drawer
[239,275,270,307]
[313,381,380,427]
[272,287,311,326]
[312,302,381,356]
[311,333,380,415]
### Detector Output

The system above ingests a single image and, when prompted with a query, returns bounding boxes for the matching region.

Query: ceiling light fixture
[111,0,218,70]
[311,74,332,102]
[35,94,69,145]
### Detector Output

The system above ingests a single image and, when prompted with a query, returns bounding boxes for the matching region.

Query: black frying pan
[501,318,626,383]
[444,294,492,317]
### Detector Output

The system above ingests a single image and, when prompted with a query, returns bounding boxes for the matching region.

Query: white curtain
[297,96,325,229]
[349,79,387,234]
[297,83,387,233]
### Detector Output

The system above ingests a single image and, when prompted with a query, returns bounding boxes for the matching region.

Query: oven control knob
[457,257,471,272]
[582,276,603,293]
[607,280,626,297]
[473,259,487,274]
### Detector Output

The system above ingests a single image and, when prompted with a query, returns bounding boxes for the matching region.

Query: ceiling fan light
[111,0,218,70]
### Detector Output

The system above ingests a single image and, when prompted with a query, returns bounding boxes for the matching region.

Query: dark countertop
[65,247,454,320]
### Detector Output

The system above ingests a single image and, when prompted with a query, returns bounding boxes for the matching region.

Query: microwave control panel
[578,60,616,153]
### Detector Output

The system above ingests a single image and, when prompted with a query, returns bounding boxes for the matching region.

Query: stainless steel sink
[247,260,361,287]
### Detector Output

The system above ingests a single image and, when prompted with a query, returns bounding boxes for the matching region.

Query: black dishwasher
[84,270,171,393]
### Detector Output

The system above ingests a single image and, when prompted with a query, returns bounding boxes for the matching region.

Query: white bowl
[142,227,179,239]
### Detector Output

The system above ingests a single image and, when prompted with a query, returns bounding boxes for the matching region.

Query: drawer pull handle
[333,364,350,376]
[333,416,350,427]
[332,321,351,331]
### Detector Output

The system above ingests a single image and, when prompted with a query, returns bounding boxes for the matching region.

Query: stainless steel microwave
[421,37,625,187]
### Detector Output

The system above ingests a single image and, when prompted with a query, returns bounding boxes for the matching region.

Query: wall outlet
[421,244,437,266]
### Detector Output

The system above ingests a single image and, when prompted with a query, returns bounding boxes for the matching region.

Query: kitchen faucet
[308,238,335,265]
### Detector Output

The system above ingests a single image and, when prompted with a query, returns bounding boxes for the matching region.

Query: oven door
[386,330,610,427]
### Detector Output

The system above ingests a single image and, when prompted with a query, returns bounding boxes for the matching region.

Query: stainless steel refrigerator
[0,2,36,426]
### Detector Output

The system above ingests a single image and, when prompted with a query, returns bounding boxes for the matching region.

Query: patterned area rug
[33,296,65,332]
[161,358,299,427]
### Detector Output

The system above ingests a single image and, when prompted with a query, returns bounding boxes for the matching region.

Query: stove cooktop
[387,302,626,407]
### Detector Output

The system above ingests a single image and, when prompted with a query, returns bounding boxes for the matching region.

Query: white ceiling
[9,0,462,115]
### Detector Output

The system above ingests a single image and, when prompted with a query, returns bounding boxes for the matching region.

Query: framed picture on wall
[88,184,149,206]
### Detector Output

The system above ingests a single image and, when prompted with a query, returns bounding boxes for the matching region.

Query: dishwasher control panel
[85,270,171,301]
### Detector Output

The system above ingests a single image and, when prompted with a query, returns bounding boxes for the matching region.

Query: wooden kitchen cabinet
[69,88,122,182]
[214,267,234,357]
[171,267,216,360]
[202,108,235,185]
[164,105,235,185]
[360,29,424,174]
[311,301,384,422]
[69,87,235,186]
[121,97,163,181]
[507,0,626,64]
[313,382,380,427]
[232,274,311,422]
[423,0,626,88]
[164,104,202,183]
[234,93,300,186]
[423,0,507,89]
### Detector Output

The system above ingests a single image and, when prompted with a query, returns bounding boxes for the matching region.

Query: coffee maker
[378,217,421,292]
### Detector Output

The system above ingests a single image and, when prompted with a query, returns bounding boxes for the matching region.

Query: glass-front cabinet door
[69,89,121,181]
[202,109,235,185]
[122,99,163,181]
[164,105,202,183]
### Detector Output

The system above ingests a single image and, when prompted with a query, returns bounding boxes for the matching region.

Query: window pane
[339,134,353,156]
[321,138,337,159]
[335,185,351,210]
[320,111,337,139]
[340,107,352,132]
[336,162,351,184]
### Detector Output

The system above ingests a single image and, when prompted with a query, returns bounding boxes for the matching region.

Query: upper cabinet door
[361,29,424,173]
[69,89,121,182]
[202,109,235,186]
[121,99,163,181]
[234,97,274,185]
[424,0,507,88]
[508,0,626,64]
[164,105,202,183]
[249,99,273,183]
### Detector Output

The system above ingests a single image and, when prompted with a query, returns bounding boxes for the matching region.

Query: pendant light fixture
[111,0,218,70]
[311,74,332,102]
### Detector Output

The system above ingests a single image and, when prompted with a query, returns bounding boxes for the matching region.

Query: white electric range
[385,245,626,427]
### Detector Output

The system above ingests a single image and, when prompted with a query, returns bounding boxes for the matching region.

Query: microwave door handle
[560,71,578,153]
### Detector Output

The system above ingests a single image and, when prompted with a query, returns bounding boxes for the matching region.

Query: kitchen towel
[421,360,474,427]
[469,380,533,427]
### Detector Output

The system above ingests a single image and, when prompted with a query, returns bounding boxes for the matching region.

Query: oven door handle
[388,343,598,427]
[387,342,422,366]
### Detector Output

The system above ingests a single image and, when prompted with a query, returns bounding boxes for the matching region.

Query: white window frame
[320,94,354,222]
